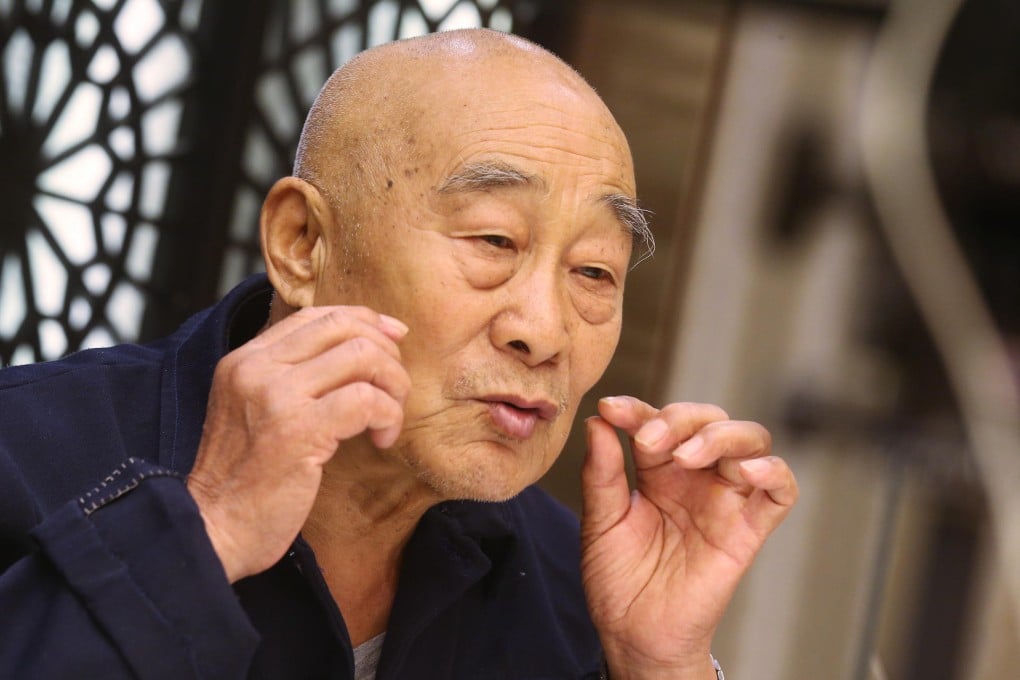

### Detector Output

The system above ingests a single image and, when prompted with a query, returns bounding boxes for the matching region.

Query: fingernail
[673,435,704,462]
[740,458,771,475]
[599,396,626,407]
[635,418,669,448]
[380,314,409,337]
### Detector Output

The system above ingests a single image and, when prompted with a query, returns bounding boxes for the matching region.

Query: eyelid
[576,265,618,285]
[479,234,515,249]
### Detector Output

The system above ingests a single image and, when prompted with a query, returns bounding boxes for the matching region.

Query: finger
[739,456,798,506]
[248,304,406,347]
[316,381,406,449]
[267,307,406,364]
[598,397,729,469]
[248,304,337,345]
[595,395,659,431]
[597,397,729,443]
[717,457,754,490]
[738,456,799,536]
[299,305,409,341]
[672,420,771,469]
[288,336,412,404]
[580,416,631,540]
[376,314,409,341]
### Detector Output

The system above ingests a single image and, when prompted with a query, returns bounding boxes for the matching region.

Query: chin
[416,467,523,503]
[399,439,545,503]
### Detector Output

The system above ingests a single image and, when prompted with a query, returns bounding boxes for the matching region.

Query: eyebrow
[438,160,655,265]
[603,193,655,266]
[437,161,543,193]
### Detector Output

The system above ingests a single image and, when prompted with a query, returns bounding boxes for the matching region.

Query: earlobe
[260,177,329,309]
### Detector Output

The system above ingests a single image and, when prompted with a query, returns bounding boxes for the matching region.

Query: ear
[260,177,330,309]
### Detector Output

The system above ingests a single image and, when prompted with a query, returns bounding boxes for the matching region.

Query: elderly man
[0,29,796,679]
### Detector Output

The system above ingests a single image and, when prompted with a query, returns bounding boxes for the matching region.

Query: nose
[490,265,570,367]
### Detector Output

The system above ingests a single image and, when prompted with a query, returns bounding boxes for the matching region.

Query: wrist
[186,478,246,582]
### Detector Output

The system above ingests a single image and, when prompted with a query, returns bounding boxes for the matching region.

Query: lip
[479,394,559,421]
[486,402,539,439]
[477,395,559,440]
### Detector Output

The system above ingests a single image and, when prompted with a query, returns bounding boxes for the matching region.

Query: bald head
[295,30,573,188]
[291,29,652,258]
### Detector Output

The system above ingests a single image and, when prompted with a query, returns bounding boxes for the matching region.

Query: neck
[302,436,440,646]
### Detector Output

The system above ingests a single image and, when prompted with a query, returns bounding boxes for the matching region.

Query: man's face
[313,58,637,501]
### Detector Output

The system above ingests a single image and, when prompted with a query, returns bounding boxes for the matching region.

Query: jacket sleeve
[0,457,260,679]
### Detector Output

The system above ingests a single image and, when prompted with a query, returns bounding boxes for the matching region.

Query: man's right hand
[185,306,411,583]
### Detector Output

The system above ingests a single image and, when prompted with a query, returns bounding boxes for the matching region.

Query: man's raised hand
[186,306,411,583]
[580,396,798,679]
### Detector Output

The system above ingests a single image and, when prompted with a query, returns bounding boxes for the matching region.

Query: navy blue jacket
[0,275,604,679]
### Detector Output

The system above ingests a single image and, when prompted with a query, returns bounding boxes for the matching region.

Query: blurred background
[1,0,1018,677]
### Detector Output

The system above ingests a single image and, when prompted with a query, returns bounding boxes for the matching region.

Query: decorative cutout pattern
[218,0,516,294]
[0,0,202,365]
[1,0,531,366]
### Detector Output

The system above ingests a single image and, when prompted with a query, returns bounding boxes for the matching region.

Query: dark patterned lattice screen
[0,0,565,367]
[0,0,203,366]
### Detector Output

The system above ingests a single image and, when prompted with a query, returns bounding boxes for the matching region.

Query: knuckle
[705,403,730,421]
[349,381,377,412]
[657,402,686,421]
[322,307,355,331]
[346,336,380,366]
[216,352,280,406]
[348,335,373,354]
[215,348,244,375]
[292,305,324,323]
[349,382,400,423]
[213,355,247,391]
[732,420,771,451]
[229,355,263,391]
[356,335,402,371]
[323,305,376,328]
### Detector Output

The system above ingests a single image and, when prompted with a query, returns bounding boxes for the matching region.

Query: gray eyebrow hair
[437,161,544,193]
[603,193,655,267]
[438,162,655,266]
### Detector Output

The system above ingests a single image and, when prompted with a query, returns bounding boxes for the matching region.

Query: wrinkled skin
[186,29,798,677]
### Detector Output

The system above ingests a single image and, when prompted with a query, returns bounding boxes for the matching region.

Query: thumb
[580,416,631,541]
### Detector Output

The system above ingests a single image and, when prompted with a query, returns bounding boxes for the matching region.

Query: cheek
[570,319,622,393]
[453,242,517,289]
[377,232,463,320]
[570,288,621,326]
[399,314,489,413]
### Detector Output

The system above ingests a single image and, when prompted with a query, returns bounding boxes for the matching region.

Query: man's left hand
[580,396,798,679]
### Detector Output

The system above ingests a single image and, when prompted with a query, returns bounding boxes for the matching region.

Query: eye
[479,234,515,250]
[576,266,613,282]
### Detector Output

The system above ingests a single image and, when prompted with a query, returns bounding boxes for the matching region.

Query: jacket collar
[157,274,273,473]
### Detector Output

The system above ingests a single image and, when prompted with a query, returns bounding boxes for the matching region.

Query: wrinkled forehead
[402,55,635,191]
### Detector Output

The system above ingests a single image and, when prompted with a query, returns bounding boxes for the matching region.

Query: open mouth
[498,400,540,414]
